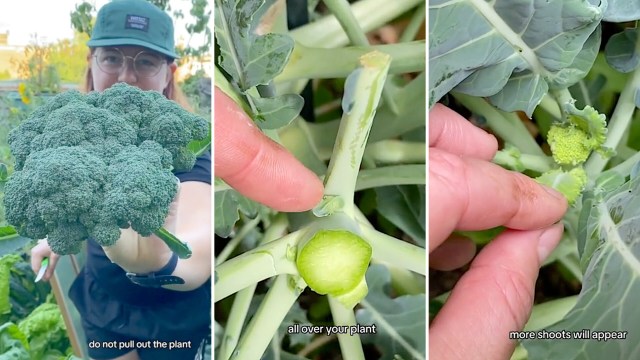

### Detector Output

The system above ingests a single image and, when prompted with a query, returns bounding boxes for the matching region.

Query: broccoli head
[547,125,592,166]
[3,83,208,257]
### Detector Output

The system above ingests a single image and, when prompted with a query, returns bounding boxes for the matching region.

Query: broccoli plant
[431,0,640,358]
[214,0,425,359]
[2,83,209,259]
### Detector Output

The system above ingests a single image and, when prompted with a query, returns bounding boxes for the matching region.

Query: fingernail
[537,223,564,262]
[541,184,565,201]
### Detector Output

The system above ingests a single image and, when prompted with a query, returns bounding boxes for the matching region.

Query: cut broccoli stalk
[296,214,372,308]
[154,227,192,259]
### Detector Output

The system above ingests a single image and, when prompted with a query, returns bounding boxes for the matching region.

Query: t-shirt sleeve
[174,150,211,184]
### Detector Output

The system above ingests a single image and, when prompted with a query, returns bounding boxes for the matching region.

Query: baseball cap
[87,0,179,59]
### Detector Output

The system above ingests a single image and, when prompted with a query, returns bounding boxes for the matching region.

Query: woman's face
[91,45,176,92]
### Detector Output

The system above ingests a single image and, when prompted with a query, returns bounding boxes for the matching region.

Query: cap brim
[87,38,179,59]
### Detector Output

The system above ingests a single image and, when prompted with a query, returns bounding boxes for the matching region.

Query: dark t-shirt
[69,151,211,339]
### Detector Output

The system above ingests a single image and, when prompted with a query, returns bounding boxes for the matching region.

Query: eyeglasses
[93,48,167,78]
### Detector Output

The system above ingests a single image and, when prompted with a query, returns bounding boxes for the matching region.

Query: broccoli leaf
[355,265,425,360]
[214,0,293,91]
[0,254,22,316]
[251,94,304,130]
[523,172,640,358]
[602,0,640,22]
[429,0,603,115]
[375,186,425,247]
[604,29,640,73]
[214,179,260,238]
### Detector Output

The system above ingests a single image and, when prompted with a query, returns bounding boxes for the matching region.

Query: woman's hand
[102,181,211,291]
[30,239,61,282]
[429,104,568,359]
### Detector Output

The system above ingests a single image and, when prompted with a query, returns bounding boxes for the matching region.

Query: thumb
[430,223,564,360]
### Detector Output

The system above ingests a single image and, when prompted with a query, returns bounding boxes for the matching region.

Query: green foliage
[356,265,425,360]
[430,0,640,358]
[3,83,208,255]
[215,0,425,359]
[214,0,304,130]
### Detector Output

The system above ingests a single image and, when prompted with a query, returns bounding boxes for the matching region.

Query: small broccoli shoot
[536,168,587,205]
[537,103,611,205]
[547,104,613,167]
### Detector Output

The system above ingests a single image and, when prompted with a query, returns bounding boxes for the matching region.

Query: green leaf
[251,94,304,130]
[605,29,640,73]
[214,0,294,90]
[375,186,425,247]
[0,254,23,316]
[602,0,640,22]
[355,265,425,360]
[0,163,7,182]
[214,180,260,238]
[0,322,29,360]
[429,0,603,115]
[0,226,31,257]
[524,174,640,358]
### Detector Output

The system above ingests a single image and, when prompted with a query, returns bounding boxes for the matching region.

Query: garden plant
[214,0,426,359]
[430,0,640,359]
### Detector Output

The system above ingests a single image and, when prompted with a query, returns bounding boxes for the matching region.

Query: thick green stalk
[323,0,369,45]
[323,51,391,217]
[358,225,426,276]
[217,215,290,360]
[399,3,426,43]
[217,283,257,360]
[452,92,545,157]
[322,0,399,113]
[355,165,425,191]
[215,216,261,265]
[275,41,425,82]
[231,275,306,360]
[492,150,554,173]
[328,296,366,360]
[290,0,421,48]
[585,64,640,176]
[214,230,303,302]
[364,140,426,164]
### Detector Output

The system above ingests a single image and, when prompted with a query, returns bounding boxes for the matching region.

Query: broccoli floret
[3,147,108,254]
[103,141,178,240]
[3,83,207,257]
[536,167,587,205]
[547,125,591,166]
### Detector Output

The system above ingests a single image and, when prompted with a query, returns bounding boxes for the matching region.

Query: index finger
[429,103,498,160]
[214,88,324,212]
[429,148,567,250]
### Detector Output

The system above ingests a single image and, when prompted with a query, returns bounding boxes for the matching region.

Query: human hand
[429,104,568,359]
[214,87,324,212]
[30,239,61,282]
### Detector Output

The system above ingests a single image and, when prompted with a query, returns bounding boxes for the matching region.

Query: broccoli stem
[584,56,640,176]
[153,227,192,259]
[230,275,305,360]
[322,51,391,217]
[328,296,366,360]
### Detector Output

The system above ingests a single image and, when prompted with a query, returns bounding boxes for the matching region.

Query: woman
[29,1,211,359]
